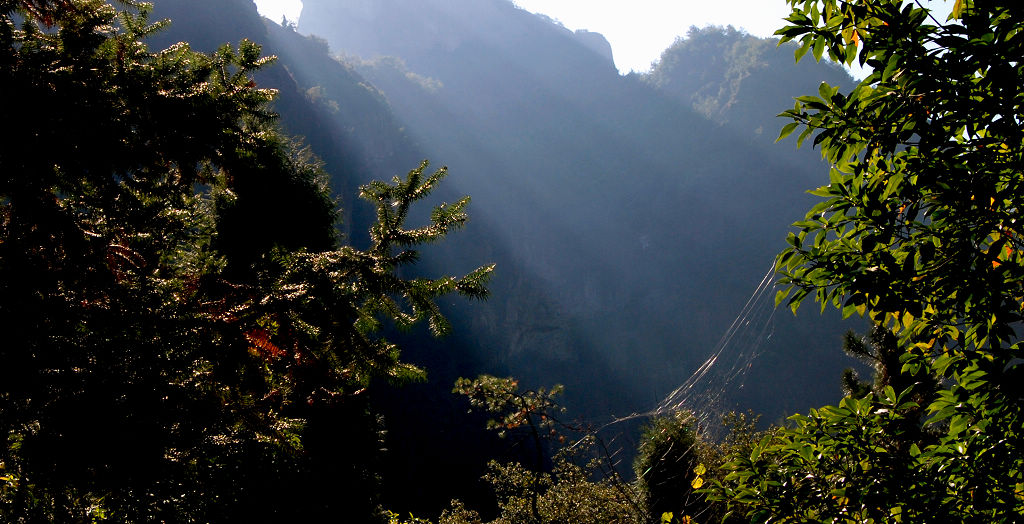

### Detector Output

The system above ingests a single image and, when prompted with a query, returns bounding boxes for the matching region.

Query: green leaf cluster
[711,1,1024,521]
[712,387,939,522]
[774,1,1024,355]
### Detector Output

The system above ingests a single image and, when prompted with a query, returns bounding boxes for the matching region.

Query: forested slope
[299,0,859,413]
[150,0,863,514]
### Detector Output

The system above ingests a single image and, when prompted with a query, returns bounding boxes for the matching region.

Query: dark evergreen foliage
[0,1,491,520]
[633,413,701,521]
[839,324,925,399]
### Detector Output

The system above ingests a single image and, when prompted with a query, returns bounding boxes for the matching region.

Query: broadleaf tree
[712,0,1024,521]
[0,1,492,520]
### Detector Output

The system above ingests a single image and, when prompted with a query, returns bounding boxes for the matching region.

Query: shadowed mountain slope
[298,0,859,415]
[149,0,862,515]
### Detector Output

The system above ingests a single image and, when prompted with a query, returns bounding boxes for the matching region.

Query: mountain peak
[298,0,616,78]
[573,29,614,66]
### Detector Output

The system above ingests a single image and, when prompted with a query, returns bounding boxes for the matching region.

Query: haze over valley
[144,0,864,511]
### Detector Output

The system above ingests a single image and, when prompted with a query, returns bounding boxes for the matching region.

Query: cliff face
[574,29,615,66]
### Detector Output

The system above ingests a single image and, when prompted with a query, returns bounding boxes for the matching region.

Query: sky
[253,0,953,75]
[510,0,792,73]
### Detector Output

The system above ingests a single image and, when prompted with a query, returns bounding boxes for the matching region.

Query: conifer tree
[0,1,491,520]
[839,324,903,398]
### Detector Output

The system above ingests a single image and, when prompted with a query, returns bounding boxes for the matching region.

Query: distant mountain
[300,0,618,79]
[151,0,862,515]
[298,0,858,413]
[646,25,855,140]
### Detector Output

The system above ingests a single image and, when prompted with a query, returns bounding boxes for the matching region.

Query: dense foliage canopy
[712,0,1024,521]
[0,1,490,520]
